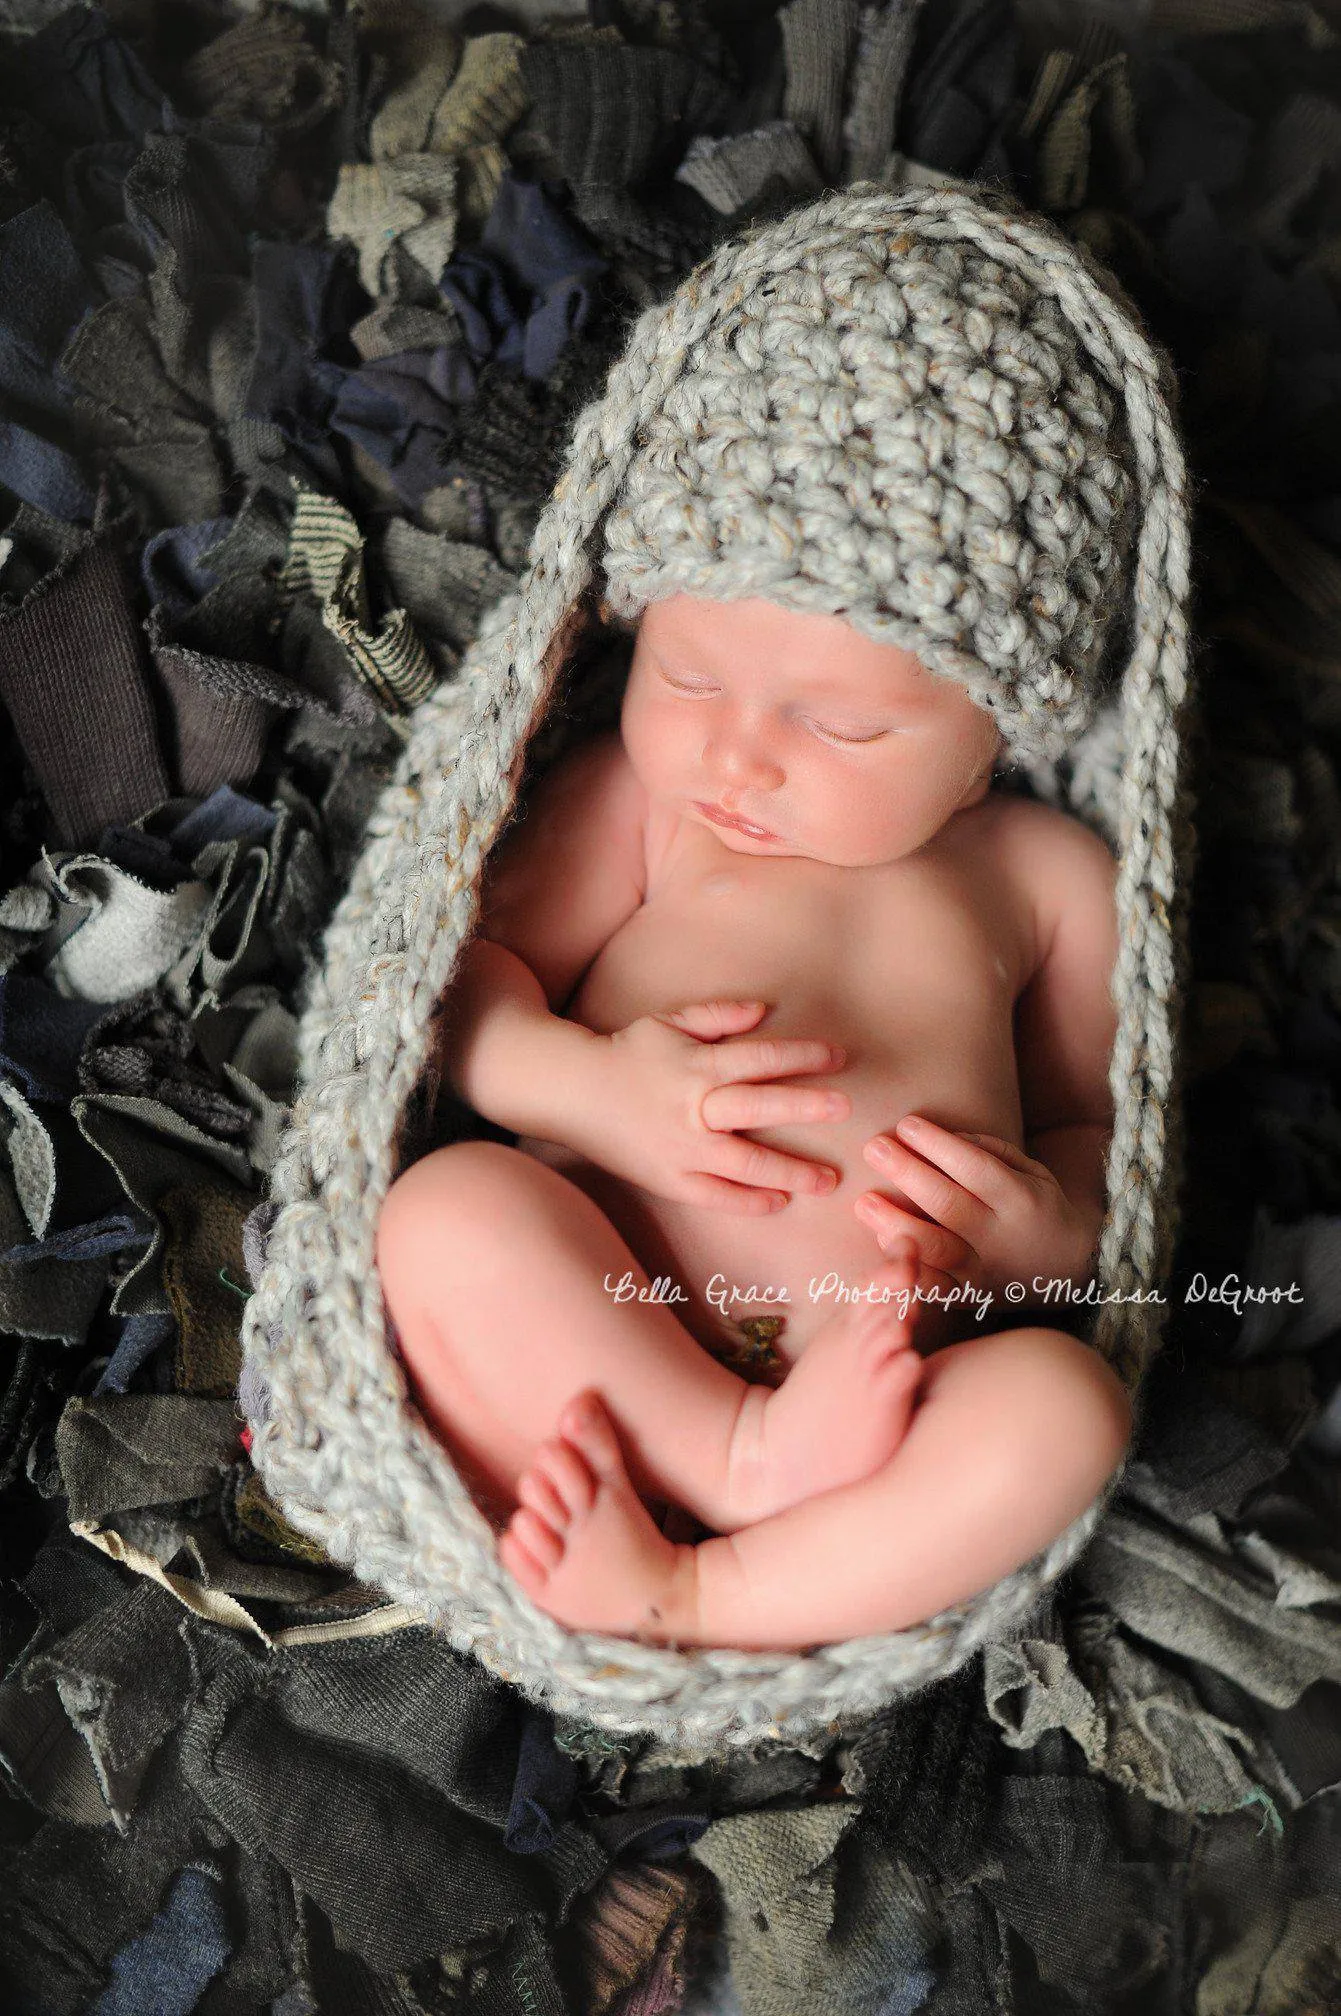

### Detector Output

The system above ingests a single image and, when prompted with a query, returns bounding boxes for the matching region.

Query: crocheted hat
[240,182,1194,1754]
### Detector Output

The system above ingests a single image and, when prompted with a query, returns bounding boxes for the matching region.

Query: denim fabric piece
[243,241,367,486]
[0,417,94,520]
[93,1310,176,1396]
[0,1708,249,2016]
[477,171,607,350]
[505,1704,581,1853]
[90,1863,232,2016]
[0,972,107,1102]
[5,4,170,145]
[140,518,230,619]
[0,200,99,441]
[175,1626,607,1971]
[168,790,278,854]
[330,346,479,505]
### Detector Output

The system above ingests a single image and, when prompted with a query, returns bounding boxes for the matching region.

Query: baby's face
[619,595,1004,867]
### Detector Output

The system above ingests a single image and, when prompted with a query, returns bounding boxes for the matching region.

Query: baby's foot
[728,1247,924,1527]
[499,1394,693,1640]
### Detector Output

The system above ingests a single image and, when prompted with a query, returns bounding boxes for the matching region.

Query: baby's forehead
[633,598,960,709]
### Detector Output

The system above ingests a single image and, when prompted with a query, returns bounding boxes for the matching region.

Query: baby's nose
[703,733,785,791]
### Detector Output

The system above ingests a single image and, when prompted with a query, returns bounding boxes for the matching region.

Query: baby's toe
[533,1433,597,1518]
[516,1467,569,1528]
[498,1526,549,1596]
[509,1506,564,1572]
[558,1390,629,1485]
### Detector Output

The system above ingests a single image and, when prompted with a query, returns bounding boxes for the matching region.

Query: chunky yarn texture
[239,183,1195,1753]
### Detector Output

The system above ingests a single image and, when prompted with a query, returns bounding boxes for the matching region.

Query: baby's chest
[567,819,1030,1050]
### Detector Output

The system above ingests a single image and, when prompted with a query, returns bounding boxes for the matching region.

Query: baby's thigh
[376,1138,604,1353]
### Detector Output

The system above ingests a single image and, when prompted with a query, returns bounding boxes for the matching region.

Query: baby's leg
[500,1325,1132,1647]
[376,1139,923,1535]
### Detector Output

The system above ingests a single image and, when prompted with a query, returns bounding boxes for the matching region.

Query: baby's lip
[695,801,781,840]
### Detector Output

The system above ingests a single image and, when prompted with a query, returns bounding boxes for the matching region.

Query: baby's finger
[680,1171,790,1214]
[713,1135,840,1197]
[700,1081,851,1131]
[658,999,769,1041]
[700,1036,846,1085]
[853,1191,974,1279]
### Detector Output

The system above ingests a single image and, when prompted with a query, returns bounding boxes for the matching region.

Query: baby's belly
[515,1072,1023,1364]
[515,864,1026,1362]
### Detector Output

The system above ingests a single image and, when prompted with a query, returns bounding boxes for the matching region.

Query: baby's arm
[436,730,647,1142]
[1013,806,1120,1251]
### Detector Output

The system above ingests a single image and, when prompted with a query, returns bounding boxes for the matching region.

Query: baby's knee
[377,1139,525,1281]
[1001,1326,1133,1501]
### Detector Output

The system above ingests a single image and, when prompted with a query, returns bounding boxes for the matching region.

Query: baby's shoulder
[980,790,1118,944]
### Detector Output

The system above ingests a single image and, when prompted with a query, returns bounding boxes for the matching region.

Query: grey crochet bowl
[239,185,1195,1753]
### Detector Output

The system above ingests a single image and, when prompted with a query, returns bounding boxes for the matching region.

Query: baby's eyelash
[804,720,889,744]
[658,671,888,742]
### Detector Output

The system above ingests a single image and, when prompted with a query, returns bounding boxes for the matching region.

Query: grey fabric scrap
[54,1394,243,1523]
[33,854,213,1006]
[1077,1503,1341,1710]
[674,122,822,215]
[1233,1206,1341,1357]
[778,0,862,183]
[20,1578,196,1830]
[72,1094,255,1320]
[843,1,926,183]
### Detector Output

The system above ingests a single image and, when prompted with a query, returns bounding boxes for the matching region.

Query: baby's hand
[853,1118,1097,1298]
[573,999,851,1213]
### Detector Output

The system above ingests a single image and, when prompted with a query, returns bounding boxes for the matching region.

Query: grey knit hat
[239,182,1194,1754]
[597,195,1150,768]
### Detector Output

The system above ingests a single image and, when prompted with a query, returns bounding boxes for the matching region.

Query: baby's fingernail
[865,1136,894,1162]
[823,1094,848,1115]
[815,1169,838,1193]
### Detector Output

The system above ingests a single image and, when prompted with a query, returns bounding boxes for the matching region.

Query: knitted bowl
[239,187,1194,1753]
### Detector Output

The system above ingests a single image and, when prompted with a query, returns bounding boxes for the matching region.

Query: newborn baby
[375,589,1133,1652]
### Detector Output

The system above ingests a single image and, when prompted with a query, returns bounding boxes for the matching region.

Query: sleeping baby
[374,588,1133,1652]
